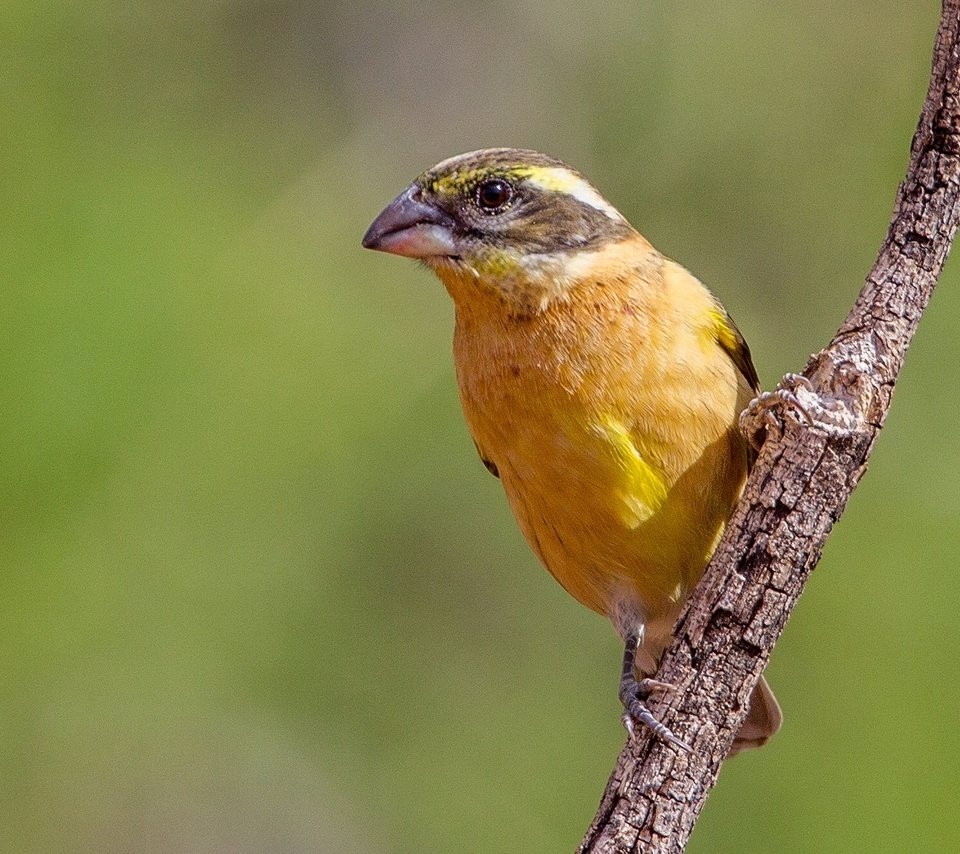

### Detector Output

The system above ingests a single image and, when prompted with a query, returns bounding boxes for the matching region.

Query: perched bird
[362,148,781,753]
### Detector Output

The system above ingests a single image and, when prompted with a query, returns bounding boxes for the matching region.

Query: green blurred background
[3,1,958,851]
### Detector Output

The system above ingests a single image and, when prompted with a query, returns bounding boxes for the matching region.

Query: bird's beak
[362,185,458,259]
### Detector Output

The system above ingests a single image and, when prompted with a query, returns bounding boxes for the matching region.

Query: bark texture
[579,3,960,851]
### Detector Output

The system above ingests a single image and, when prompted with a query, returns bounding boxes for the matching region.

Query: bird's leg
[618,632,691,752]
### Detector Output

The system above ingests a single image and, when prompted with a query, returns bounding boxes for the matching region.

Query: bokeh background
[4,1,958,851]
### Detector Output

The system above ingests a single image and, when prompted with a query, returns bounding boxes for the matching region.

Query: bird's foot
[741,371,855,449]
[619,675,691,752]
[740,372,820,450]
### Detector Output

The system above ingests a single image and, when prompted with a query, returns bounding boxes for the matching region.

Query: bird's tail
[730,675,782,755]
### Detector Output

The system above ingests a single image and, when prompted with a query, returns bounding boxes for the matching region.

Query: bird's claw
[619,678,691,752]
[740,372,817,449]
[638,677,679,695]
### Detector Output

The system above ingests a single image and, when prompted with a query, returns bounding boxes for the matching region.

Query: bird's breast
[452,290,746,622]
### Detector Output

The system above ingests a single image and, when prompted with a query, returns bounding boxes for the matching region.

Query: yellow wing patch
[707,306,760,393]
[590,414,668,528]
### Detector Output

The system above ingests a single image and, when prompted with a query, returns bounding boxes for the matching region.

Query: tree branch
[579,2,960,851]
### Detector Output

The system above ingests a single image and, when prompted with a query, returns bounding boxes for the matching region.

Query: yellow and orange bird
[363,148,781,753]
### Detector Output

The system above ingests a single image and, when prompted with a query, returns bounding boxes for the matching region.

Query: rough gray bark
[578,3,960,851]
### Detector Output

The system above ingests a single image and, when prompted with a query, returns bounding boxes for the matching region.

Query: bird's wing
[708,302,760,468]
[710,304,760,394]
[474,441,500,478]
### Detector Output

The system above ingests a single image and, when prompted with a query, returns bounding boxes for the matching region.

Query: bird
[362,147,781,753]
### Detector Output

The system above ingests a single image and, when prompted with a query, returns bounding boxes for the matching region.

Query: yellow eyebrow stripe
[426,165,624,221]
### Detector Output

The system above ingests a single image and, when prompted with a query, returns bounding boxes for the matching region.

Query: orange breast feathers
[441,235,756,622]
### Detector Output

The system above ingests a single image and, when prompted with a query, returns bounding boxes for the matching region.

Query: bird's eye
[475,178,513,212]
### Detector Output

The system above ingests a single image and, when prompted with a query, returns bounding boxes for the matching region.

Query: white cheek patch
[524,168,625,222]
[560,247,609,281]
[500,251,590,311]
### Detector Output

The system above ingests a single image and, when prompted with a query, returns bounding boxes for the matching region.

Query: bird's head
[362,148,639,313]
